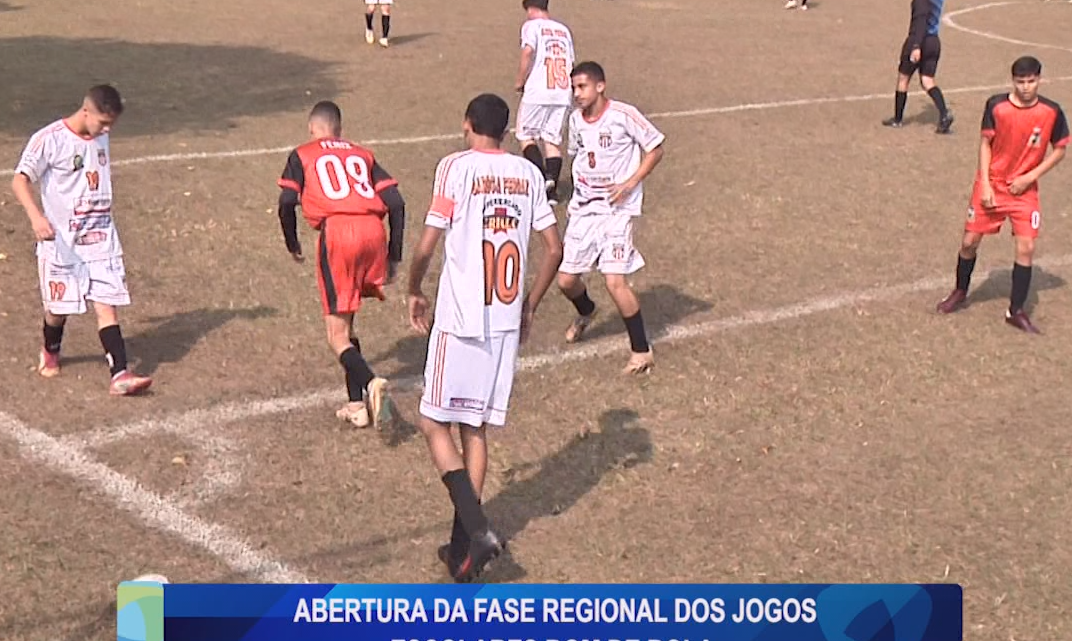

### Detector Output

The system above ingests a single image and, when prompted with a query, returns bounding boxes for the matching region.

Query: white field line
[0,411,308,583]
[944,2,1072,55]
[4,75,1072,179]
[73,252,1072,443]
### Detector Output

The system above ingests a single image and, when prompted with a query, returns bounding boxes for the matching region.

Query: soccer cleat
[1005,309,1041,334]
[109,371,153,396]
[935,288,967,314]
[565,311,596,343]
[336,401,371,428]
[365,29,375,44]
[366,377,392,428]
[451,530,506,583]
[545,180,559,207]
[437,544,463,579]
[379,37,390,48]
[37,349,60,378]
[882,117,904,128]
[623,349,655,374]
[784,0,798,7]
[936,113,955,134]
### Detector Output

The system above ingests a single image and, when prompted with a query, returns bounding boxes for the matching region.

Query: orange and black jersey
[276,137,406,260]
[982,93,1070,182]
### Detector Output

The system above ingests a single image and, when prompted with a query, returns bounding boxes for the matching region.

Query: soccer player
[11,85,153,396]
[406,93,563,582]
[364,0,392,47]
[557,61,664,374]
[936,56,1068,333]
[882,0,954,133]
[514,0,575,205]
[276,101,406,427]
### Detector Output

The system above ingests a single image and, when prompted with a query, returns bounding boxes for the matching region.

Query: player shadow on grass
[480,407,654,582]
[575,283,713,344]
[381,32,436,47]
[0,36,338,137]
[958,264,1067,313]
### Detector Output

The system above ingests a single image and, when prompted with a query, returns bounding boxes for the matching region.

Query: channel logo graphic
[117,576,166,641]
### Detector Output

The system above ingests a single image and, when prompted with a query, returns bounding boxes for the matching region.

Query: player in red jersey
[277,101,407,426]
[936,57,1069,333]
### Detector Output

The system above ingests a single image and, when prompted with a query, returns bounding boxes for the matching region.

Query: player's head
[1010,56,1042,103]
[80,85,123,137]
[308,100,343,138]
[463,93,510,144]
[522,0,549,15]
[571,61,606,111]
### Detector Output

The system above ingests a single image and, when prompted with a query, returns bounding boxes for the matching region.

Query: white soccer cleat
[366,377,391,429]
[379,37,390,48]
[365,29,375,44]
[784,0,798,7]
[336,401,371,428]
[623,349,654,375]
[565,312,596,344]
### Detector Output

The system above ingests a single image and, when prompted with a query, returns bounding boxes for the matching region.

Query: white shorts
[559,214,645,275]
[38,255,130,315]
[420,328,520,428]
[515,103,568,146]
[365,0,392,4]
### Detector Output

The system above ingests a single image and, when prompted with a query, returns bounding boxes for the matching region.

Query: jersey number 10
[545,57,569,90]
[315,154,375,200]
[483,240,521,306]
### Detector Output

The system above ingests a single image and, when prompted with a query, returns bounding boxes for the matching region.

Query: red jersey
[981,93,1069,185]
[277,137,398,228]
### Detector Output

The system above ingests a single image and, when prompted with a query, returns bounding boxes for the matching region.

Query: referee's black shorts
[898,35,941,77]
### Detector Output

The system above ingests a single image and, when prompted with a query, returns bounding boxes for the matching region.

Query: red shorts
[965,181,1041,239]
[316,215,387,315]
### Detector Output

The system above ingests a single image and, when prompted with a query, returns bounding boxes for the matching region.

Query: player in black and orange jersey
[936,56,1069,333]
[882,0,954,133]
[277,101,407,425]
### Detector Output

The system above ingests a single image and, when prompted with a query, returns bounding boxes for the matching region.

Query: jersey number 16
[483,239,521,306]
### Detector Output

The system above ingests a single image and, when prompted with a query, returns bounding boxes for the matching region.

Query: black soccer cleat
[882,117,904,128]
[935,113,954,134]
[448,530,506,583]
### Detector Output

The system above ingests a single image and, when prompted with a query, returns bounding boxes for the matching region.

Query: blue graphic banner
[143,583,962,641]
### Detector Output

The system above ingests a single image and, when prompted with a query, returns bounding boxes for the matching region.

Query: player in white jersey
[11,85,153,396]
[514,0,575,205]
[407,93,563,582]
[558,61,665,374]
[364,0,393,47]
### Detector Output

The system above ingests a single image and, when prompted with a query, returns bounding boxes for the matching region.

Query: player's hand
[290,250,304,263]
[1007,175,1033,196]
[910,47,921,63]
[520,299,536,344]
[609,179,639,205]
[31,215,55,241]
[980,185,997,209]
[408,292,430,335]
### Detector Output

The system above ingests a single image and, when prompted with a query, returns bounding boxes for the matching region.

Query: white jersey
[520,18,575,107]
[425,149,557,340]
[15,119,122,266]
[567,100,665,217]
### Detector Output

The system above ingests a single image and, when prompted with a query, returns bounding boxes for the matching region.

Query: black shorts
[898,35,941,77]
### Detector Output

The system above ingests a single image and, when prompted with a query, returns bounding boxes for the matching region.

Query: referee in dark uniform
[883,0,954,134]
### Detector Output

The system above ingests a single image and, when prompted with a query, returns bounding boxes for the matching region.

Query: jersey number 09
[483,240,521,306]
[315,154,375,200]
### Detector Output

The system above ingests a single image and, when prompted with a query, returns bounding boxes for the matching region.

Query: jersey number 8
[315,154,375,200]
[483,240,521,306]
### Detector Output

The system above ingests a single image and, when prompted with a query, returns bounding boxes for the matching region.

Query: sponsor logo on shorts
[966,206,975,222]
[449,397,486,411]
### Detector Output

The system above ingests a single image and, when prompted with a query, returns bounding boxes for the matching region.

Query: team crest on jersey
[72,153,84,171]
[1029,127,1042,148]
[97,147,108,166]
[599,130,612,148]
[483,198,522,234]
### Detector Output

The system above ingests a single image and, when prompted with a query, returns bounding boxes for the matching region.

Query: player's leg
[919,37,953,134]
[36,255,80,377]
[557,215,599,343]
[1005,207,1042,333]
[85,257,152,395]
[884,39,917,127]
[540,106,568,205]
[444,424,487,571]
[516,103,546,176]
[937,190,1000,313]
[597,216,652,373]
[379,1,392,47]
[364,0,377,44]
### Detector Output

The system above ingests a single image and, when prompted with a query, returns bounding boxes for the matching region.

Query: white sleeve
[623,107,666,153]
[15,130,52,182]
[425,156,458,229]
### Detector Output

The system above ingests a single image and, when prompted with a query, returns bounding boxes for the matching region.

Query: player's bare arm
[276,186,304,262]
[977,136,995,208]
[521,224,564,343]
[11,172,55,241]
[610,143,665,205]
[1009,146,1066,195]
[516,45,535,93]
[406,225,445,334]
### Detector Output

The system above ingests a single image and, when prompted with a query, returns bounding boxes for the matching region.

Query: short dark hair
[87,85,123,117]
[309,100,343,132]
[522,0,549,10]
[465,93,510,139]
[570,61,606,83]
[1011,56,1042,77]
